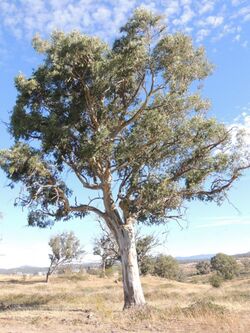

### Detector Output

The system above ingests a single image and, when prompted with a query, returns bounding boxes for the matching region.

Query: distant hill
[0,252,249,274]
[0,262,100,275]
[233,251,250,259]
[176,251,250,263]
[0,266,48,275]
[176,254,215,262]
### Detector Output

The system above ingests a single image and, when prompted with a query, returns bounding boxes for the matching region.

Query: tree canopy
[0,9,248,229]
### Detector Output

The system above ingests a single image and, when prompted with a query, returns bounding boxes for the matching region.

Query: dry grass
[0,274,249,332]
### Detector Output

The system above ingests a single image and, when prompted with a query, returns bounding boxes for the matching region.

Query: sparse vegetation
[0,272,249,332]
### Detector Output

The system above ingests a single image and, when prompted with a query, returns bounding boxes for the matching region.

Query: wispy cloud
[0,0,249,46]
[198,0,215,15]
[195,216,250,228]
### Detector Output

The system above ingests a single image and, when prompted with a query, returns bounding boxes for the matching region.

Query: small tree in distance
[210,253,239,280]
[153,255,181,280]
[136,234,160,273]
[0,9,249,308]
[93,224,120,275]
[46,231,84,282]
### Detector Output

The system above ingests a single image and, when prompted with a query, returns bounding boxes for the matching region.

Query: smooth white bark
[117,223,146,309]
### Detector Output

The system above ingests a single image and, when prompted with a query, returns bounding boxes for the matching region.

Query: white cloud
[196,28,210,42]
[195,216,250,228]
[242,40,248,47]
[232,0,247,6]
[202,15,224,27]
[163,0,181,18]
[243,13,250,22]
[0,0,249,46]
[198,0,215,15]
[92,7,112,22]
[173,5,195,26]
[233,33,241,41]
[231,5,250,19]
[180,0,192,5]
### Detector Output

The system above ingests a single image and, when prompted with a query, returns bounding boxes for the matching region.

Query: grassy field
[0,273,249,332]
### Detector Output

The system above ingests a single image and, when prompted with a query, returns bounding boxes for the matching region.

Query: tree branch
[62,155,103,190]
[70,204,106,219]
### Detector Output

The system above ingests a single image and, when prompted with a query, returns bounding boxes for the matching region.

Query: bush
[99,267,115,278]
[209,274,223,288]
[140,256,155,276]
[184,300,226,315]
[196,261,211,275]
[210,253,239,280]
[153,255,180,280]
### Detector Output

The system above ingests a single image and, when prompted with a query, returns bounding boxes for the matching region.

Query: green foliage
[210,253,239,280]
[49,231,83,261]
[139,255,155,276]
[0,9,248,229]
[209,274,223,288]
[242,259,250,272]
[196,261,211,275]
[153,255,181,280]
[136,235,159,268]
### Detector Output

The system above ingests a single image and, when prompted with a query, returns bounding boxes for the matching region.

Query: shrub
[99,267,115,278]
[140,256,155,276]
[209,274,223,288]
[153,255,180,280]
[196,261,211,275]
[210,253,239,280]
[184,299,226,315]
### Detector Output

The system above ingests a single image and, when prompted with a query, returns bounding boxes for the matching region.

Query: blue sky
[0,0,250,268]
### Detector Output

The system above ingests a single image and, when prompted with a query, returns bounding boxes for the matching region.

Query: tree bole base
[123,300,146,310]
[117,223,146,310]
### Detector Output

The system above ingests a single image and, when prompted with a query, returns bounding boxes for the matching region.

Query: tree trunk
[45,271,50,283]
[101,258,106,277]
[116,223,146,309]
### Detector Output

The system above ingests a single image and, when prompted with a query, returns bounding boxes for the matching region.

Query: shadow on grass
[0,294,54,311]
[0,278,46,285]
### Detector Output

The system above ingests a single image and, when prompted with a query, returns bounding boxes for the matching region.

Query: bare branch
[62,155,103,190]
[70,204,106,219]
[88,195,103,206]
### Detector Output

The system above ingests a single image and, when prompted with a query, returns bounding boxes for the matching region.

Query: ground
[0,273,249,332]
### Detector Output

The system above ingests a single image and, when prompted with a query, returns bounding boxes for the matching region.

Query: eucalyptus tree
[0,9,249,308]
